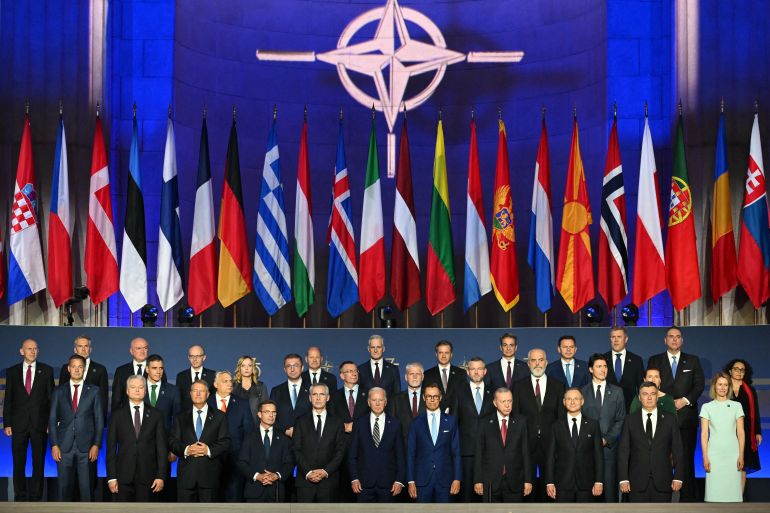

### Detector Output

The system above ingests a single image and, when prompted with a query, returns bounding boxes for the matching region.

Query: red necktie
[374,362,381,385]
[411,391,418,418]
[72,384,80,414]
[348,389,355,418]
[506,361,512,388]
[535,378,542,409]
[501,418,508,475]
[25,365,32,395]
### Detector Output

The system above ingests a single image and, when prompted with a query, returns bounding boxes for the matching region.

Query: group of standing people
[1,326,762,503]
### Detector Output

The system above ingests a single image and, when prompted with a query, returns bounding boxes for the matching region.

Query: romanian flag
[490,119,520,311]
[710,112,737,302]
[426,119,456,315]
[556,116,594,313]
[217,119,252,307]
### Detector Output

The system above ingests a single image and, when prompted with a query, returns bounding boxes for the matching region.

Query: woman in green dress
[700,372,745,502]
[629,367,676,414]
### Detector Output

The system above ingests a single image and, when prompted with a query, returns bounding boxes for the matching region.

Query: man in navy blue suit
[545,335,590,388]
[358,335,401,398]
[49,354,104,501]
[348,387,405,502]
[406,383,461,503]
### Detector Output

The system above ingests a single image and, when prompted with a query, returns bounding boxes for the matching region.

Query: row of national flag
[2,106,770,319]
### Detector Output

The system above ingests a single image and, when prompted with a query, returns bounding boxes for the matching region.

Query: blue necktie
[195,410,203,440]
[430,413,438,445]
[615,353,623,382]
[263,429,271,459]
[291,384,298,409]
[565,363,572,387]
[474,387,482,415]
[671,356,678,377]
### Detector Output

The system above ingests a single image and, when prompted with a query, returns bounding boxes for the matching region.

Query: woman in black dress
[724,358,762,490]
[233,355,268,423]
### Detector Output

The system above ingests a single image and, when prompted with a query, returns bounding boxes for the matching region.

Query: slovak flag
[47,115,73,308]
[8,114,46,305]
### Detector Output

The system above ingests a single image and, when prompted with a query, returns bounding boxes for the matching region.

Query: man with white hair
[387,362,426,442]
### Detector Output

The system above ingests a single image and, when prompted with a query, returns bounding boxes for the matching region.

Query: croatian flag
[157,117,185,312]
[527,117,554,313]
[47,115,73,308]
[8,115,46,305]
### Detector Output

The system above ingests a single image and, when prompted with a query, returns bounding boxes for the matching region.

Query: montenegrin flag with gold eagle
[556,114,594,313]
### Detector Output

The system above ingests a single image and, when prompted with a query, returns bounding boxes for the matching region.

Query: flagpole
[647,299,652,326]
[611,307,617,326]
[718,298,723,326]
[508,310,512,328]
[474,304,478,328]
[440,311,444,329]
[233,303,237,328]
[165,311,169,327]
[544,311,548,328]
[405,309,410,329]
[268,316,272,329]
[302,316,306,329]
[371,311,375,329]
[578,310,582,328]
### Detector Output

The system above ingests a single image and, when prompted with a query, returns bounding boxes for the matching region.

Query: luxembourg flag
[47,115,73,308]
[527,116,554,313]
[8,114,46,305]
[463,117,491,312]
[157,116,185,312]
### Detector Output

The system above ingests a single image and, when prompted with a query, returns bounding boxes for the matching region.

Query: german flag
[218,119,252,307]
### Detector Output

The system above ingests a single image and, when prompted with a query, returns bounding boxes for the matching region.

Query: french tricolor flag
[48,115,73,308]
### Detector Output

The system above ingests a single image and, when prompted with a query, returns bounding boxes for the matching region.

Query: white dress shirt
[567,412,582,436]
[531,374,548,396]
[215,394,231,411]
[132,360,146,375]
[370,359,384,377]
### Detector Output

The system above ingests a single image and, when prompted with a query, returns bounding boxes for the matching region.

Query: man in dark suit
[169,380,231,502]
[545,388,604,502]
[487,332,529,390]
[176,344,216,412]
[604,326,645,412]
[447,356,495,502]
[59,335,108,420]
[270,353,311,438]
[618,382,684,502]
[331,361,369,432]
[511,348,565,501]
[106,375,167,501]
[3,339,54,501]
[545,335,590,388]
[49,354,104,501]
[473,387,533,502]
[406,384,461,503]
[646,326,704,502]
[302,346,338,391]
[580,353,626,502]
[144,354,181,434]
[208,370,254,502]
[348,387,405,502]
[424,340,465,410]
[358,334,401,398]
[388,362,426,442]
[112,337,150,412]
[292,383,347,502]
[238,400,293,502]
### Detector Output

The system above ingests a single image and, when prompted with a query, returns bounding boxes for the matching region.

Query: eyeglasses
[424,394,441,400]
[259,410,277,416]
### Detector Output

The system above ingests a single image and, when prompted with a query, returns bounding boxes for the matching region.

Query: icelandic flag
[47,116,73,308]
[527,117,555,312]
[254,118,291,315]
[327,120,359,318]
[8,115,46,304]
[463,118,491,312]
[157,117,184,312]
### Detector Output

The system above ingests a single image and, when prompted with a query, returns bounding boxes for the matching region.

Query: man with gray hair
[387,362,426,442]
[358,335,401,397]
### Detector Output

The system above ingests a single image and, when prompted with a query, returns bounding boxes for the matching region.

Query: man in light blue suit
[49,354,104,501]
[406,383,461,503]
[580,353,625,503]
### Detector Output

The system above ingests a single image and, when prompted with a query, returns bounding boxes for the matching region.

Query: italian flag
[359,119,385,312]
[293,119,315,317]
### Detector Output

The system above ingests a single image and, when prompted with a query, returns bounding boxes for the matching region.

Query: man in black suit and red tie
[3,339,54,502]
[302,346,338,391]
[487,332,529,390]
[358,334,401,398]
[387,362,426,443]
[618,382,684,502]
[238,400,294,502]
[473,387,533,502]
[107,375,167,501]
[169,380,231,502]
[59,335,108,420]
[423,340,465,409]
[645,326,704,502]
[331,361,369,432]
[112,337,150,412]
[604,326,645,412]
[545,388,604,502]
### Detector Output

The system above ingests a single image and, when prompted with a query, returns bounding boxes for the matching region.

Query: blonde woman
[700,372,745,502]
[233,356,268,423]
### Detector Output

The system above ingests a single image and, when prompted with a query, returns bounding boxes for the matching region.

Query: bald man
[176,345,216,412]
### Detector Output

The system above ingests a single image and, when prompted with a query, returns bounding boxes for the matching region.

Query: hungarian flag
[217,119,252,308]
[426,119,456,315]
[84,114,118,305]
[632,116,666,306]
[48,114,73,308]
[737,113,770,308]
[597,115,629,310]
[359,118,385,313]
[188,115,217,315]
[528,116,555,313]
[665,114,701,311]
[710,111,737,302]
[390,117,421,311]
[490,119,519,311]
[556,116,594,313]
[293,118,315,318]
[463,117,491,312]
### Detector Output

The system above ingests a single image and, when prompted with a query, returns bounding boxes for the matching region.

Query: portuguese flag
[426,119,456,315]
[665,113,701,311]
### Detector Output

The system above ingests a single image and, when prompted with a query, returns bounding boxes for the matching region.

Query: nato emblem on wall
[257,0,525,176]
